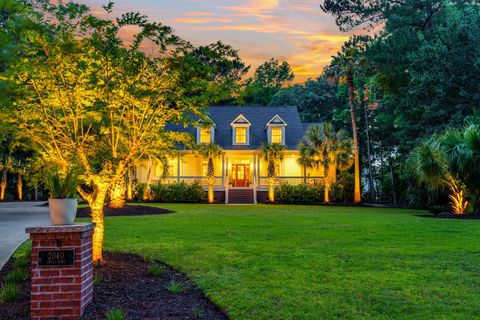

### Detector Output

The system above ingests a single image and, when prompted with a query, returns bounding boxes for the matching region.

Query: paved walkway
[0,202,51,269]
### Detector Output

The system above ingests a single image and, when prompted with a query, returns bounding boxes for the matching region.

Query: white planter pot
[48,198,78,225]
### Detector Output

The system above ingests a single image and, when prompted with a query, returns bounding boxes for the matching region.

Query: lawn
[89,204,480,319]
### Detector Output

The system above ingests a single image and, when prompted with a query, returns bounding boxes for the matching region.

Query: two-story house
[135,106,327,203]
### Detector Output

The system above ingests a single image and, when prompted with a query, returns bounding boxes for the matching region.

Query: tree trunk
[346,72,361,204]
[267,160,275,202]
[207,158,215,203]
[109,176,126,208]
[0,169,6,201]
[126,169,133,201]
[144,156,153,201]
[324,164,330,203]
[34,186,38,201]
[80,182,109,265]
[364,100,375,203]
[17,173,23,201]
[389,160,397,205]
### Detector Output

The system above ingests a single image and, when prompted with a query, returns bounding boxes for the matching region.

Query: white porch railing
[152,176,223,187]
[258,176,325,188]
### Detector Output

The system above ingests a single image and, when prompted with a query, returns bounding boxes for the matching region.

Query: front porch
[136,151,325,204]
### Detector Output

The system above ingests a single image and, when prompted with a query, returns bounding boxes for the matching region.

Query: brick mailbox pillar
[26,223,95,320]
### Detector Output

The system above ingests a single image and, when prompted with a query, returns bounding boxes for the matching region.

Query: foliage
[298,123,353,202]
[44,167,80,199]
[165,279,184,294]
[408,118,480,213]
[1,0,237,262]
[259,143,285,202]
[105,308,125,320]
[148,263,165,278]
[4,269,27,284]
[242,59,294,105]
[0,283,18,304]
[275,184,324,204]
[136,181,206,203]
[196,143,223,203]
[269,77,339,122]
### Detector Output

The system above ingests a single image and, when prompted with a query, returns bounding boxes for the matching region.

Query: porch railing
[152,176,223,187]
[257,176,325,188]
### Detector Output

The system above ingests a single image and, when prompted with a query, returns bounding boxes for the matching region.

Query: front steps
[228,188,255,204]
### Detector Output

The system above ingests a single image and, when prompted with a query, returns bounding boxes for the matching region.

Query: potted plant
[45,168,80,225]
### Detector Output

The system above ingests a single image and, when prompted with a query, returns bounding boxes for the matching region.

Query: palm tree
[407,139,468,214]
[298,123,353,203]
[0,155,12,201]
[12,158,28,201]
[198,143,224,203]
[330,35,370,204]
[259,143,285,203]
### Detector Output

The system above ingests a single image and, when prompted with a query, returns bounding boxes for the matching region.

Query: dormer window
[231,114,251,145]
[199,127,211,144]
[266,114,287,145]
[196,116,215,144]
[235,127,247,144]
[271,127,283,144]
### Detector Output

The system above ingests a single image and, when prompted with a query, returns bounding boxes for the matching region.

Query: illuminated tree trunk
[143,156,153,201]
[79,182,109,265]
[346,72,361,204]
[126,169,133,201]
[0,169,6,201]
[109,176,126,208]
[17,173,23,201]
[267,160,275,202]
[207,158,215,203]
[324,165,330,203]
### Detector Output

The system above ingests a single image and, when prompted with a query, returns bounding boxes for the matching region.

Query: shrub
[4,269,27,284]
[105,308,125,320]
[136,181,206,203]
[14,254,29,269]
[0,283,18,303]
[275,184,324,204]
[148,263,164,278]
[165,279,184,294]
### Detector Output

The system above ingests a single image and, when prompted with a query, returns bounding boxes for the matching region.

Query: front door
[232,164,249,187]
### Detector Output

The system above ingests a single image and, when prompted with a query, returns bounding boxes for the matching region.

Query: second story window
[199,127,211,144]
[235,127,247,144]
[271,127,283,144]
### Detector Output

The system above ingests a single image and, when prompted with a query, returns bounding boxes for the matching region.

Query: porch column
[253,154,257,204]
[177,155,181,183]
[225,156,229,204]
[221,154,225,188]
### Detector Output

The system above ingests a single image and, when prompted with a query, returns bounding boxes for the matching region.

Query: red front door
[232,164,249,187]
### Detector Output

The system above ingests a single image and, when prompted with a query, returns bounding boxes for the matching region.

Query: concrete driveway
[0,202,51,269]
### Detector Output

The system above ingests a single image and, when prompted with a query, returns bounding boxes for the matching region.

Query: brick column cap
[26,223,95,234]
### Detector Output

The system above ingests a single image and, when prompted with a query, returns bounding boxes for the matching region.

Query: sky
[82,0,354,83]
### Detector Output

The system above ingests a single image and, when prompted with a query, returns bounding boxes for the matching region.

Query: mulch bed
[0,259,31,320]
[418,213,480,220]
[76,205,174,218]
[0,252,228,320]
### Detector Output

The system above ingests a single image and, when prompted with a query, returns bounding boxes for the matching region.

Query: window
[202,161,208,176]
[235,127,247,144]
[271,127,283,144]
[199,127,211,144]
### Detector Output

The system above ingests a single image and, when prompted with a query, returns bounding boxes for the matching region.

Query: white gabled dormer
[231,114,251,145]
[266,114,287,145]
[196,116,215,144]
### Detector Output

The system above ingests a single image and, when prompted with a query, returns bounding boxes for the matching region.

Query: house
[135,106,329,203]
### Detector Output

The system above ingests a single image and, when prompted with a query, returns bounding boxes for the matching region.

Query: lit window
[200,127,211,144]
[271,127,283,144]
[235,127,247,144]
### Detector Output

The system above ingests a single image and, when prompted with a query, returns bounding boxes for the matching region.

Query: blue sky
[82,0,354,83]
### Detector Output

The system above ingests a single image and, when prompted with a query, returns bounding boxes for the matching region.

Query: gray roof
[167,105,306,150]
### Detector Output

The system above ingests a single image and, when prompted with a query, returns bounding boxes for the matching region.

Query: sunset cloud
[83,0,355,83]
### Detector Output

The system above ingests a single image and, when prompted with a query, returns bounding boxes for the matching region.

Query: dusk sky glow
[82,0,355,83]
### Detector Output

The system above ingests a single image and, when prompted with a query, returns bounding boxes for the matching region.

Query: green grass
[83,204,480,319]
[165,279,185,294]
[148,263,164,278]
